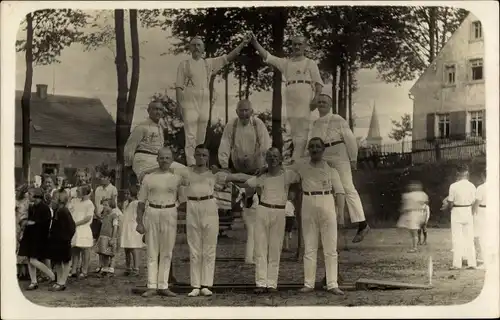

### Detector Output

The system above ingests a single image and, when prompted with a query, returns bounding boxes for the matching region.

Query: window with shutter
[426,113,436,141]
[449,111,467,140]
[436,114,451,139]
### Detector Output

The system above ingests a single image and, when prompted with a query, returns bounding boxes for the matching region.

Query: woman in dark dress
[48,190,76,291]
[18,188,56,290]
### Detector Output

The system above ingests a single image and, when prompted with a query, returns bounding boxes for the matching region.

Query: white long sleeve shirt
[218,117,271,170]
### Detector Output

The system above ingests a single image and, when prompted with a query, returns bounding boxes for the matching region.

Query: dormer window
[471,21,482,40]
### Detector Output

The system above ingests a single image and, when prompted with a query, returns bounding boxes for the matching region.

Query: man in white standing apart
[307,94,370,243]
[472,169,487,269]
[218,99,272,175]
[135,147,184,297]
[124,100,185,184]
[173,145,230,297]
[176,34,252,166]
[443,164,477,270]
[251,33,324,162]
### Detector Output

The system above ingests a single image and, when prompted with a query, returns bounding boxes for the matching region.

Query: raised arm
[226,33,252,63]
[124,125,145,167]
[251,32,286,73]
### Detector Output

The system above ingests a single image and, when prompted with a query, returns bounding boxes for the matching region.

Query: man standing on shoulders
[218,99,271,175]
[176,33,252,166]
[135,147,184,298]
[307,94,370,243]
[251,33,324,162]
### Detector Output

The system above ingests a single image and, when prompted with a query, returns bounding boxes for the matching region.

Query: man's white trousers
[325,154,366,223]
[243,207,257,263]
[254,206,286,289]
[186,198,219,288]
[451,207,476,268]
[285,84,314,161]
[182,88,210,166]
[144,207,178,289]
[301,194,339,290]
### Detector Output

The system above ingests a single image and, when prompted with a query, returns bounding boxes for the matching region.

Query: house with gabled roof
[409,12,485,163]
[14,84,116,184]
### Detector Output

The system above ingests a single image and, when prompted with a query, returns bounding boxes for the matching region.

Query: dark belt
[303,190,332,196]
[149,203,176,209]
[325,140,344,148]
[453,204,472,208]
[479,205,486,208]
[286,80,312,86]
[188,195,214,201]
[135,150,157,156]
[260,202,286,209]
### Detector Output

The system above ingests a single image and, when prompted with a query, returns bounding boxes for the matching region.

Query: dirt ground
[20,225,485,307]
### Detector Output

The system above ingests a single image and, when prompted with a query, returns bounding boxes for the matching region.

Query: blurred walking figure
[396,180,429,252]
[473,169,487,269]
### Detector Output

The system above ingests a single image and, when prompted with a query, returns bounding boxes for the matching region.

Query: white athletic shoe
[201,288,213,296]
[188,288,200,297]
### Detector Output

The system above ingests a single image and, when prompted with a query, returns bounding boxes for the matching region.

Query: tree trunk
[245,68,251,100]
[238,64,243,100]
[207,74,216,129]
[331,63,338,114]
[224,68,229,124]
[21,13,34,183]
[114,9,129,191]
[270,8,287,151]
[348,64,354,131]
[429,7,437,63]
[337,62,347,119]
[118,8,141,192]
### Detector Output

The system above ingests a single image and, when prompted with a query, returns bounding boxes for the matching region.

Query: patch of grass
[20,228,485,307]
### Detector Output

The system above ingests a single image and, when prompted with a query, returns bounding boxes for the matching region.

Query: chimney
[36,84,48,99]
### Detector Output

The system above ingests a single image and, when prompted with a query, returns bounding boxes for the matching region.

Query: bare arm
[251,34,268,60]
[226,34,252,62]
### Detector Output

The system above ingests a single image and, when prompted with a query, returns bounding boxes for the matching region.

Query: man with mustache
[218,99,271,175]
[251,33,324,162]
[307,94,370,243]
[124,100,186,184]
[176,33,253,167]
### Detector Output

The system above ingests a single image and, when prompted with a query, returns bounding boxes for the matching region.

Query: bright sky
[15,12,415,144]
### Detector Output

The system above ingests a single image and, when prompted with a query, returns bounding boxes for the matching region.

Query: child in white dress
[120,187,142,276]
[397,181,429,252]
[69,185,95,278]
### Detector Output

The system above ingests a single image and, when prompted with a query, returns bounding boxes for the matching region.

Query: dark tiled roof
[15,90,116,150]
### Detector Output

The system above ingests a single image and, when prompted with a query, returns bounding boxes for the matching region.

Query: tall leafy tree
[80,10,141,190]
[370,6,469,83]
[16,9,89,182]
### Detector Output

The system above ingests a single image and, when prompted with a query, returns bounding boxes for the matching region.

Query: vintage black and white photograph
[1,1,498,317]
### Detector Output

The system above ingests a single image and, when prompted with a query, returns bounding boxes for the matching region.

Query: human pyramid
[120,31,371,297]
